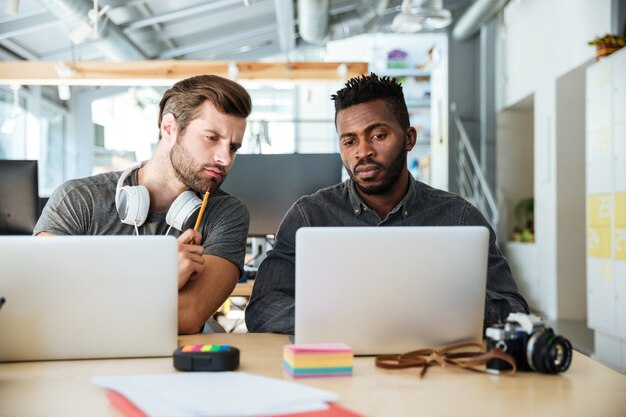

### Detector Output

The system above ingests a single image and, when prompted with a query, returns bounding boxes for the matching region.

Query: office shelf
[405,98,430,108]
[378,69,430,78]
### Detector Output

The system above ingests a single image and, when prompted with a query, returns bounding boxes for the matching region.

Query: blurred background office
[1,0,625,371]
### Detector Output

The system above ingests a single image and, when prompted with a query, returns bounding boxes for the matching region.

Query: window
[91,88,160,174]
[241,85,297,154]
[39,103,67,196]
[0,86,69,196]
[0,87,27,159]
[240,83,339,154]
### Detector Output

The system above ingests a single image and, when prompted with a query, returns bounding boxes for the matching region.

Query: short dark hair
[331,73,410,129]
[158,74,252,139]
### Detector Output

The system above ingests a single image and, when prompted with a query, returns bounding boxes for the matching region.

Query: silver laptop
[0,236,178,362]
[295,226,489,355]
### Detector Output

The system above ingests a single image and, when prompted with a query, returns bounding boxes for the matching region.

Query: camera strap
[375,341,517,378]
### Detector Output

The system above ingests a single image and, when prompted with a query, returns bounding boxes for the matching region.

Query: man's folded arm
[461,203,529,327]
[245,248,296,334]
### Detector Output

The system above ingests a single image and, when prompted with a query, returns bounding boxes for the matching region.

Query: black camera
[485,313,572,374]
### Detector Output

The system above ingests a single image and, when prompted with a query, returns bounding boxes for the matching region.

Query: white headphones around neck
[115,162,203,232]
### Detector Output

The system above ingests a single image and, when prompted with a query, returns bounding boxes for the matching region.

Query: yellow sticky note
[588,194,612,227]
[588,227,612,258]
[599,260,613,283]
[615,228,626,260]
[614,192,626,228]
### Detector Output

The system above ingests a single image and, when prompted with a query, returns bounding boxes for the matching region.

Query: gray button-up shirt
[245,175,529,334]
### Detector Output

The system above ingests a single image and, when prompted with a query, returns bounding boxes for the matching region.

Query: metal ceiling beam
[106,0,152,7]
[185,32,278,60]
[122,0,247,32]
[0,50,14,60]
[39,44,104,61]
[127,1,275,43]
[298,0,389,45]
[39,0,146,60]
[0,44,23,60]
[0,39,38,60]
[0,10,58,41]
[159,24,277,59]
[135,3,176,50]
[274,0,296,55]
[452,0,508,40]
[210,42,281,60]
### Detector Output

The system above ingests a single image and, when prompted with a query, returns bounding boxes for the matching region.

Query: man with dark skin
[245,73,528,334]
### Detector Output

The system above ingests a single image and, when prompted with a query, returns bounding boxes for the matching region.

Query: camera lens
[527,329,573,374]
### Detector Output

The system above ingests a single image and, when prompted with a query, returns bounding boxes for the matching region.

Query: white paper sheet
[92,372,339,417]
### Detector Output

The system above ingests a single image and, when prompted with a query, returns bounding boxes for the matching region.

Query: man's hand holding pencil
[176,187,211,290]
[176,229,204,289]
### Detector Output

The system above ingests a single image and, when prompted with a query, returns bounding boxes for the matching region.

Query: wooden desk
[1,333,625,417]
[219,280,253,315]
[231,279,254,297]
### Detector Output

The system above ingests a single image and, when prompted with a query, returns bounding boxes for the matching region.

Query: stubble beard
[170,139,223,193]
[348,146,406,196]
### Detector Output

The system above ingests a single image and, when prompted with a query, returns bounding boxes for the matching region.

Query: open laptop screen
[295,226,489,355]
[0,236,178,362]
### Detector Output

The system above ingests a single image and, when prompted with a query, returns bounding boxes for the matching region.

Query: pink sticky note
[284,343,352,354]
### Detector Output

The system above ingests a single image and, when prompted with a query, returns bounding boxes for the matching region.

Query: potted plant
[510,198,534,243]
[588,19,626,60]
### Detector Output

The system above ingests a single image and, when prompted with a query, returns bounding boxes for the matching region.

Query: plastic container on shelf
[387,49,408,69]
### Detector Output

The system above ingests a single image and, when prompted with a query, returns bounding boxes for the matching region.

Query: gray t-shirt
[34,170,249,276]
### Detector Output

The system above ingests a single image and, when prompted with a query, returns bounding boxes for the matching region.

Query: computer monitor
[0,160,39,235]
[221,153,343,236]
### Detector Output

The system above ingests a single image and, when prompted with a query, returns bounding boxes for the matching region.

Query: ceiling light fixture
[391,0,452,33]
[69,0,110,45]
[55,63,74,101]
[5,0,19,15]
[228,62,239,81]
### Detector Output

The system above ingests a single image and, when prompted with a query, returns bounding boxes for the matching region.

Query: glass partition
[0,86,69,197]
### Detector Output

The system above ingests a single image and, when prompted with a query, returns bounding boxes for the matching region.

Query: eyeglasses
[375,341,517,378]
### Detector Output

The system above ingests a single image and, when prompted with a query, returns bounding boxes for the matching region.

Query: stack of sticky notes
[283,343,353,378]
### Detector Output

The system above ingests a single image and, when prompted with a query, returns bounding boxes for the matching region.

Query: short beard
[348,147,406,196]
[170,139,222,193]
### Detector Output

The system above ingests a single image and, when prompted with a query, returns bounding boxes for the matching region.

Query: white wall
[295,83,340,153]
[429,43,449,191]
[501,0,611,109]
[497,97,538,310]
[499,0,613,318]
[556,66,587,320]
[496,96,534,238]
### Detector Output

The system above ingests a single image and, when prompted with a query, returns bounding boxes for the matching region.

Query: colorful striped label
[181,344,230,352]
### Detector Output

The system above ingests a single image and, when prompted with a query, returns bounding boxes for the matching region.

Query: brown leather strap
[375,341,517,378]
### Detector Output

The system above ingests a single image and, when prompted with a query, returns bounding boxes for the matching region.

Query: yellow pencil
[189,187,210,243]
